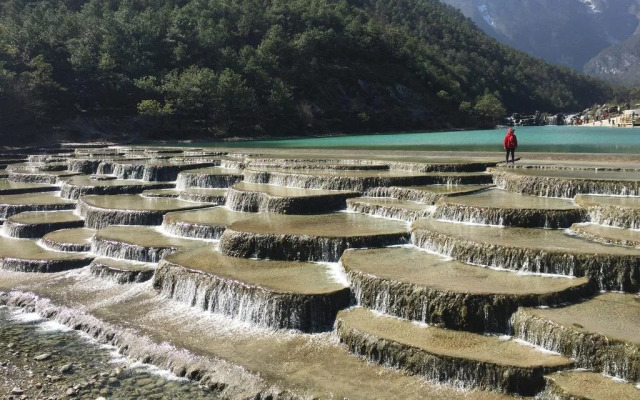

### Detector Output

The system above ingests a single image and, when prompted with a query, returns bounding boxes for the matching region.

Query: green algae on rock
[412,218,640,292]
[336,307,572,395]
[219,212,409,262]
[510,292,640,382]
[342,247,595,333]
[154,246,350,332]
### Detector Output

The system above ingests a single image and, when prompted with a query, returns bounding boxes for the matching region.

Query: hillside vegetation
[0,0,611,141]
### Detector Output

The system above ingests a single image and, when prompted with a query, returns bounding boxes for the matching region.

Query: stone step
[226,182,358,214]
[77,194,210,229]
[335,307,572,395]
[7,166,80,184]
[162,207,252,240]
[491,168,640,197]
[245,156,390,171]
[60,175,174,200]
[511,293,640,382]
[110,159,220,181]
[346,197,435,222]
[342,247,595,333]
[141,188,181,198]
[541,370,640,400]
[2,210,84,238]
[574,194,640,229]
[41,228,95,252]
[412,218,640,292]
[175,167,244,189]
[178,188,227,204]
[433,187,584,228]
[89,257,156,284]
[0,179,58,195]
[92,225,204,263]
[243,168,493,192]
[219,212,409,262]
[569,223,640,247]
[0,236,93,272]
[363,184,493,203]
[0,192,76,221]
[154,246,350,332]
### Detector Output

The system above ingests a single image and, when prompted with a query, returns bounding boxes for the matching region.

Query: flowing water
[1,143,640,398]
[0,306,218,399]
[191,126,640,153]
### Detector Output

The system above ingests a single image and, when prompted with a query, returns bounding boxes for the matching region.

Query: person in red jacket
[503,127,518,163]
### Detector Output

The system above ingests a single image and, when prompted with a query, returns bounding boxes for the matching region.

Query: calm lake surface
[213,126,640,153]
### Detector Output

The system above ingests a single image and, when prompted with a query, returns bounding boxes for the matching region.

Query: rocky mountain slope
[441,0,640,84]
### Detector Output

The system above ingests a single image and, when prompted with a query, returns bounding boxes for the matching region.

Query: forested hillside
[0,0,611,142]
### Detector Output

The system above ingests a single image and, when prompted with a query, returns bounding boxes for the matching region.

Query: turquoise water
[212,126,640,153]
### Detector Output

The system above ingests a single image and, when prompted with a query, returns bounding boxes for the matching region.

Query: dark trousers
[505,148,515,163]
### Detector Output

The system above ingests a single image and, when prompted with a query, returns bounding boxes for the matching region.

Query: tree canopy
[0,0,612,141]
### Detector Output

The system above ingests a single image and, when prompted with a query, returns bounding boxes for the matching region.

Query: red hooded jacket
[504,128,518,149]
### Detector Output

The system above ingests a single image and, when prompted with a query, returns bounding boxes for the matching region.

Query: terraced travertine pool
[0,144,639,399]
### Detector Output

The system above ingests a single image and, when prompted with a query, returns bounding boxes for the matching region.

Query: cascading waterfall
[176,172,243,190]
[335,313,562,396]
[90,236,181,263]
[153,261,350,332]
[492,171,640,197]
[411,229,640,292]
[346,200,433,222]
[225,188,355,214]
[432,203,586,228]
[219,229,410,262]
[0,291,287,399]
[363,187,444,204]
[510,310,640,382]
[347,269,595,333]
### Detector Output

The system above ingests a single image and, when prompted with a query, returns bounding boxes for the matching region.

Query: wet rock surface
[3,211,84,239]
[575,194,640,229]
[336,307,572,395]
[511,292,640,382]
[162,207,252,239]
[0,306,219,400]
[219,212,410,262]
[412,218,640,291]
[541,370,640,400]
[155,246,350,331]
[433,187,584,228]
[569,222,640,247]
[343,247,595,332]
[0,146,639,398]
